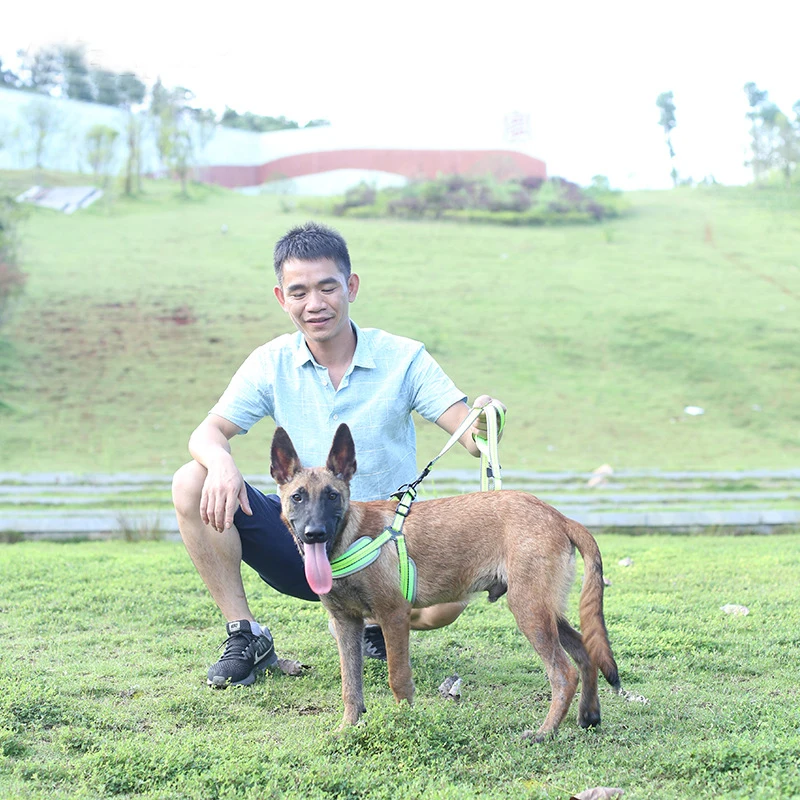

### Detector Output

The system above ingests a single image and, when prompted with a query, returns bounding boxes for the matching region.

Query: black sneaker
[362,624,387,661]
[207,619,278,688]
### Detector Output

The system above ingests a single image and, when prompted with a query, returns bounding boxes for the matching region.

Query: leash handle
[473,399,504,491]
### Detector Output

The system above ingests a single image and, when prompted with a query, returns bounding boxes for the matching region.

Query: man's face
[274,257,360,346]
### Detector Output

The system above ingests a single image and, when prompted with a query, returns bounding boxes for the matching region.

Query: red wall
[199,148,547,188]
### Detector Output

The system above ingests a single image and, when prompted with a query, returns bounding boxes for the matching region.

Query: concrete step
[1,471,798,538]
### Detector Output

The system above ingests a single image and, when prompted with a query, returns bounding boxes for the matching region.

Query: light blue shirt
[210,322,466,501]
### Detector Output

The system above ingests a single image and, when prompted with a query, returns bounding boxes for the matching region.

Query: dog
[270,423,621,741]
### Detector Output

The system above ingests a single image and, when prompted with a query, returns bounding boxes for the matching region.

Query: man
[172,221,505,688]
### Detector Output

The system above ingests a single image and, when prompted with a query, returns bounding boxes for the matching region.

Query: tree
[123,113,144,195]
[656,91,678,187]
[18,46,61,94]
[60,45,93,101]
[19,98,62,168]
[168,129,193,196]
[149,79,192,171]
[149,81,197,194]
[92,69,121,106]
[744,83,799,185]
[0,57,20,88]
[220,107,305,132]
[774,109,800,186]
[744,82,775,182]
[85,124,120,186]
[0,196,27,331]
[116,72,147,195]
[190,108,217,182]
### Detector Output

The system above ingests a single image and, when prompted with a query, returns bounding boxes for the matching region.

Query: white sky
[3,0,798,189]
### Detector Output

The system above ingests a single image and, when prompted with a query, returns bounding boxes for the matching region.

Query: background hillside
[1,176,798,476]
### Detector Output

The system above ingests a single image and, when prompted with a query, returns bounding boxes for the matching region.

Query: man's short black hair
[273,221,351,284]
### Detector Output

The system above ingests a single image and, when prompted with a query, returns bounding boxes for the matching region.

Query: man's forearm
[188,425,235,470]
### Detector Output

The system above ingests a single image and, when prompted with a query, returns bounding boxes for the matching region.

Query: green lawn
[1,176,799,475]
[1,533,799,799]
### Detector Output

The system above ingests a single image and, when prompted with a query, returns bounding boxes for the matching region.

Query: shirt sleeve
[406,346,467,423]
[208,348,274,433]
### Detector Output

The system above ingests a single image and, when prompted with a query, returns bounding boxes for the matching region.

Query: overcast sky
[3,0,798,189]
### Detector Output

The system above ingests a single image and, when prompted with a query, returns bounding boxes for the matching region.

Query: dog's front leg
[332,614,367,727]
[381,607,414,707]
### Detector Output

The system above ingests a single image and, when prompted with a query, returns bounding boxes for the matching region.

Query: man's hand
[200,455,253,532]
[471,394,507,444]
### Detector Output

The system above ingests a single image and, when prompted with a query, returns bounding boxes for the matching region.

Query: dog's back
[343,491,578,611]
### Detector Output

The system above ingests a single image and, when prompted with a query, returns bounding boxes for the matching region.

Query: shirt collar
[292,321,376,370]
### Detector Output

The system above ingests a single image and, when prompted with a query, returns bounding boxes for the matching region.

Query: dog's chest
[323,577,376,617]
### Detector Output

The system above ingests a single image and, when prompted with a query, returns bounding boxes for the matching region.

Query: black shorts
[233,482,319,603]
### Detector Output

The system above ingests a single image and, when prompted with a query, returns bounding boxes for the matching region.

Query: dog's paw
[521,728,556,743]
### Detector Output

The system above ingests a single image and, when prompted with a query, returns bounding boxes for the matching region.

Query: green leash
[329,401,505,603]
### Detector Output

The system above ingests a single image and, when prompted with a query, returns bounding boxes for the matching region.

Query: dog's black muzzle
[301,526,329,544]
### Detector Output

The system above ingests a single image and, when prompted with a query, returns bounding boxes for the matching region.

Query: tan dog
[270,424,621,741]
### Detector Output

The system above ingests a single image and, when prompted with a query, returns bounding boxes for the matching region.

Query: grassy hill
[1,174,798,475]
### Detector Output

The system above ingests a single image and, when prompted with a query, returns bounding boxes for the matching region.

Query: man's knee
[172,461,207,517]
[410,600,469,631]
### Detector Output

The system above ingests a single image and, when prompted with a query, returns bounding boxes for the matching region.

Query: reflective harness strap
[329,401,505,604]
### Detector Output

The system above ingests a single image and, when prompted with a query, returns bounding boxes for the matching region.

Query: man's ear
[273,285,287,310]
[270,428,302,485]
[326,424,357,482]
[347,273,360,303]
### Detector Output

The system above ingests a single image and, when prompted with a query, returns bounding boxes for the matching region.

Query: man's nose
[306,290,327,310]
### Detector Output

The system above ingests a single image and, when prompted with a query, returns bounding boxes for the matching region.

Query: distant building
[0,88,546,195]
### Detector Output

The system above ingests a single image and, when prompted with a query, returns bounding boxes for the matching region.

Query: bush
[329,174,622,225]
[0,196,27,329]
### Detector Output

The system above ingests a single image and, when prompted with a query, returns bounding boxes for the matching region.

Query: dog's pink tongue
[305,542,333,595]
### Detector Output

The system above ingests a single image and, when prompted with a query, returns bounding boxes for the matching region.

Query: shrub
[0,196,27,329]
[329,174,624,226]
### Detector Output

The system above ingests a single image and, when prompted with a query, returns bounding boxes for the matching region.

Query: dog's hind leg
[332,614,367,727]
[508,596,579,742]
[557,617,601,728]
[379,607,414,707]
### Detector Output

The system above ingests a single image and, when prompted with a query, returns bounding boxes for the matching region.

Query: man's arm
[188,414,252,532]
[435,394,506,458]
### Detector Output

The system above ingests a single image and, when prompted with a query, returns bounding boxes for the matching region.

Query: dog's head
[270,423,357,595]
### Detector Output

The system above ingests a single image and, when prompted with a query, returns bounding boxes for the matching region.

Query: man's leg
[410,601,470,630]
[173,461,281,687]
[172,460,255,622]
[359,601,470,661]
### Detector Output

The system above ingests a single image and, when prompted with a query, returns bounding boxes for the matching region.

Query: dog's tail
[566,520,621,692]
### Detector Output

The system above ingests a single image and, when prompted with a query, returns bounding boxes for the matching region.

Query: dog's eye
[328,491,339,501]
[291,493,303,503]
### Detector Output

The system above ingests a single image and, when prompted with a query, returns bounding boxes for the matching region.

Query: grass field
[0,173,798,476]
[1,176,799,799]
[1,533,799,799]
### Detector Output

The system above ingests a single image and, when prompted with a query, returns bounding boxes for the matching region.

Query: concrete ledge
[3,508,798,539]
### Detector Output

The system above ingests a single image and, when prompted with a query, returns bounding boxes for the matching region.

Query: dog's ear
[270,427,303,485]
[326,424,357,483]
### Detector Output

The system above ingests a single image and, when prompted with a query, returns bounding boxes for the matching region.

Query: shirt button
[333,414,339,420]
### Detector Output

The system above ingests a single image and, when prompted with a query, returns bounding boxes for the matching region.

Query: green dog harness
[328,400,505,604]
[329,487,418,603]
